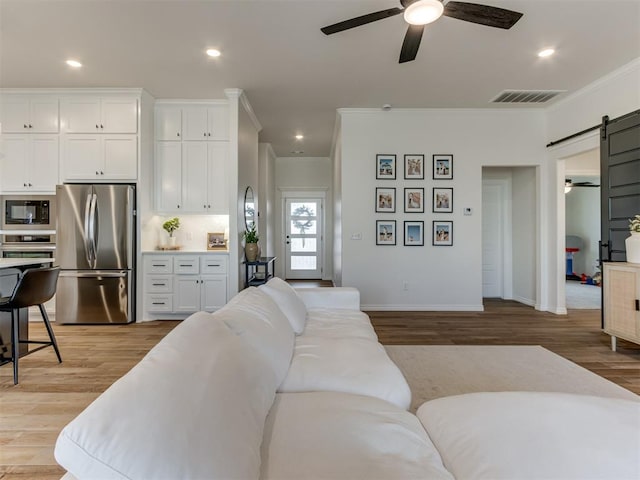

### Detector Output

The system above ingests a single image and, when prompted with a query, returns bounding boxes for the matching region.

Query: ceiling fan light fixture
[403,0,444,26]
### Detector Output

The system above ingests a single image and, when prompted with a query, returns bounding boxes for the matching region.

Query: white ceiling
[1,0,639,157]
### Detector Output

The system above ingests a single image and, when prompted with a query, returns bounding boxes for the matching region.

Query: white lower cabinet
[144,253,228,318]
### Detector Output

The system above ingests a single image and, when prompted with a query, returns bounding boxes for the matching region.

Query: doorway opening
[283,196,324,280]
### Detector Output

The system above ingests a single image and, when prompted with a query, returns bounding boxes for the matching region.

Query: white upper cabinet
[155,105,182,141]
[182,105,229,141]
[63,135,137,181]
[155,142,182,211]
[0,134,59,193]
[62,96,138,133]
[0,96,59,133]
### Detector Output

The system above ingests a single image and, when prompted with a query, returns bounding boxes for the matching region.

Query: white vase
[626,232,640,264]
[168,236,177,247]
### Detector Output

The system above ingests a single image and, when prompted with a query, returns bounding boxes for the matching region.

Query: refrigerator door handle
[88,193,98,264]
[83,193,93,264]
[60,271,128,278]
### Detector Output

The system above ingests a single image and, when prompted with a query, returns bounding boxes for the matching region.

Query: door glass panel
[291,256,317,270]
[290,203,316,216]
[290,220,317,235]
[291,238,317,253]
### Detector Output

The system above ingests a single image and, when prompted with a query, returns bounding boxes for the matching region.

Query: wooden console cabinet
[603,262,640,351]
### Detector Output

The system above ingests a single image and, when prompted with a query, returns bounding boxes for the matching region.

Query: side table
[244,256,276,287]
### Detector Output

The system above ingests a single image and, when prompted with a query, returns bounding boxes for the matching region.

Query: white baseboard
[361,304,485,312]
[513,295,535,307]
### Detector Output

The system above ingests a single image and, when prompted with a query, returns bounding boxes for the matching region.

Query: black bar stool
[0,267,62,384]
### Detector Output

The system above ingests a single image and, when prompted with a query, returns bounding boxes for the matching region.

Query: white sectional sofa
[55,279,640,480]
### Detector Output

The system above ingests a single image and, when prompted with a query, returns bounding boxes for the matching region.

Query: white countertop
[0,258,55,269]
[142,249,228,254]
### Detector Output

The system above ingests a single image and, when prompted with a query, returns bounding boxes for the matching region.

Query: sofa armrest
[295,287,361,311]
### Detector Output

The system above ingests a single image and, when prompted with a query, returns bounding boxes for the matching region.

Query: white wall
[565,176,600,276]
[512,167,537,305]
[333,122,343,287]
[258,143,276,257]
[274,156,333,280]
[338,109,547,311]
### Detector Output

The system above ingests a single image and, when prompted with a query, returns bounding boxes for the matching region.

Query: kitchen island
[0,258,55,359]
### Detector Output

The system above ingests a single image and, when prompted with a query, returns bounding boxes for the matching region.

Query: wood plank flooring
[1,300,638,479]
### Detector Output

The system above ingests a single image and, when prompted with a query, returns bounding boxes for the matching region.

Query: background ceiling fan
[565,179,600,193]
[321,0,523,63]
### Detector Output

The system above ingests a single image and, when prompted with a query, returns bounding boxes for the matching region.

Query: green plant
[244,224,259,243]
[630,215,640,233]
[162,217,180,237]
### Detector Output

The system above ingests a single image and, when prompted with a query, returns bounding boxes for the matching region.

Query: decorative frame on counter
[207,232,227,250]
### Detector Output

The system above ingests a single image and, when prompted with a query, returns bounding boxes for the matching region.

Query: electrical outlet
[186,231,193,241]
[351,233,362,240]
[464,207,472,216]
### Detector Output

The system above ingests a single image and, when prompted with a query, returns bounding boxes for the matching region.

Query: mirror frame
[244,186,256,231]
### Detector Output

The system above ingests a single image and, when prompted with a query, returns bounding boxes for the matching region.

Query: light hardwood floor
[0,300,638,480]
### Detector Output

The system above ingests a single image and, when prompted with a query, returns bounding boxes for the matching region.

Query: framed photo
[404,221,424,246]
[404,154,424,179]
[376,154,396,180]
[404,188,424,213]
[207,232,227,250]
[433,154,453,180]
[375,187,396,213]
[376,220,396,245]
[433,187,453,213]
[433,221,453,246]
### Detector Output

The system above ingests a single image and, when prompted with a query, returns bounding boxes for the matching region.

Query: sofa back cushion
[259,277,308,334]
[55,312,277,480]
[217,287,295,385]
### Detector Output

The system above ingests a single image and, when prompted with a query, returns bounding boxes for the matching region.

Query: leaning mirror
[244,186,256,231]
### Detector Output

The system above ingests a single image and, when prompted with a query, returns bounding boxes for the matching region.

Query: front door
[285,198,323,279]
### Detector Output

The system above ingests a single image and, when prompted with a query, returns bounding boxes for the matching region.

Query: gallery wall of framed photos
[375,153,454,247]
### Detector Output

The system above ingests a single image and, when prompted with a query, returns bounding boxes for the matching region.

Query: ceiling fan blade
[399,24,425,63]
[443,2,523,29]
[321,7,403,35]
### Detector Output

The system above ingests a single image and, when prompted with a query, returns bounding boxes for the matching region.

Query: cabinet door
[207,142,229,213]
[62,135,101,180]
[182,142,208,212]
[182,106,208,141]
[201,275,227,311]
[0,97,30,132]
[29,97,59,133]
[208,105,230,141]
[604,266,639,339]
[102,135,137,180]
[173,276,201,312]
[155,105,182,141]
[101,98,138,133]
[62,97,102,133]
[156,142,182,211]
[29,135,59,192]
[0,135,29,191]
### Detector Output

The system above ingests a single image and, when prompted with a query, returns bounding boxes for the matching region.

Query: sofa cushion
[217,287,294,385]
[295,286,361,310]
[417,391,640,480]
[305,308,378,341]
[259,277,307,334]
[261,391,455,480]
[279,336,412,410]
[55,312,277,480]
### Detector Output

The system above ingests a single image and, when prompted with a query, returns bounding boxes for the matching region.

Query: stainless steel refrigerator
[56,184,135,324]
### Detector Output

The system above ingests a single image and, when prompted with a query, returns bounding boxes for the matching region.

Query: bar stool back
[0,267,62,384]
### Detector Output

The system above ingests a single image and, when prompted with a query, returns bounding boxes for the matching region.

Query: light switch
[351,233,362,240]
[464,207,472,216]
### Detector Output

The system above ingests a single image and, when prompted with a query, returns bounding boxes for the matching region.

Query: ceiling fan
[321,0,523,63]
[565,179,600,193]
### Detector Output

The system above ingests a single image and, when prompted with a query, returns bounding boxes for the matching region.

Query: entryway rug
[385,345,638,412]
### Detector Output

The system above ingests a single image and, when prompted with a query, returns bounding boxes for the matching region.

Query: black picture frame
[375,187,396,213]
[433,220,453,246]
[404,221,424,246]
[376,154,396,180]
[404,187,425,213]
[432,187,453,213]
[376,220,396,245]
[433,154,453,180]
[404,154,425,180]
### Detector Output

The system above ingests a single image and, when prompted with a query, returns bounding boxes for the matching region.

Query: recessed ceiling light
[66,59,82,68]
[295,134,304,140]
[538,48,555,58]
[206,49,221,57]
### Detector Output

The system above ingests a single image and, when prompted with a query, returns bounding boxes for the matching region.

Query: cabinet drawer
[200,256,228,274]
[146,275,172,293]
[144,256,173,274]
[174,256,199,274]
[146,294,173,313]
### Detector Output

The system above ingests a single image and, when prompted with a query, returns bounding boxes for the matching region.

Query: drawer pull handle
[152,302,166,305]
[636,299,639,311]
[152,283,165,286]
[152,264,166,267]
[207,264,220,267]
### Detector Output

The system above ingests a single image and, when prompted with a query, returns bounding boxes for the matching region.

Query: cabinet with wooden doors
[603,262,640,351]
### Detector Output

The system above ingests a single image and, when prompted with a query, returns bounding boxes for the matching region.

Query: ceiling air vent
[491,90,565,104]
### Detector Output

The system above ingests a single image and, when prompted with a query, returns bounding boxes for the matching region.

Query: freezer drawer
[56,270,132,324]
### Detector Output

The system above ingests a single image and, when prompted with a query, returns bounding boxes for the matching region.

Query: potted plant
[243,224,260,262]
[162,217,180,247]
[626,214,640,264]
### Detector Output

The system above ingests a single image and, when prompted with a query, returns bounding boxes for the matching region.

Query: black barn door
[600,111,640,263]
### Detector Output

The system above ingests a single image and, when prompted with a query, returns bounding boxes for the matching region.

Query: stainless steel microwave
[1,195,57,230]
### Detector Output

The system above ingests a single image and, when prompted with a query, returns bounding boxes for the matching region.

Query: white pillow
[259,277,308,334]
[55,312,277,480]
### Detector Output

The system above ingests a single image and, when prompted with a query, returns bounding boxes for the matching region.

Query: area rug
[565,280,601,309]
[385,345,638,412]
